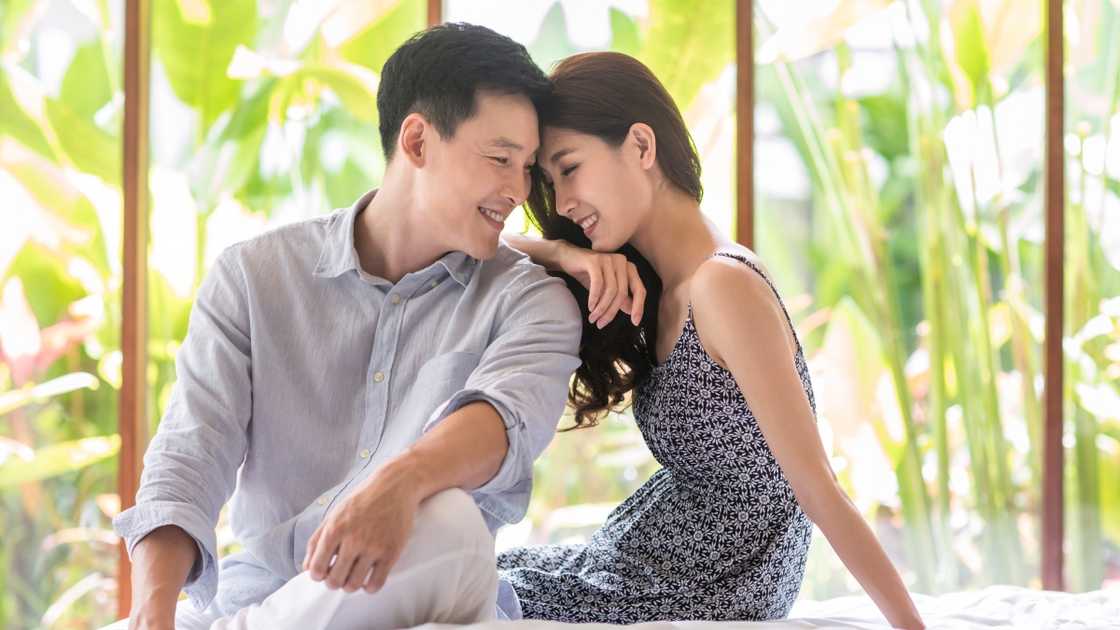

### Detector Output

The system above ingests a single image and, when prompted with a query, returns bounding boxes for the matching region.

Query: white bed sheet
[420,585,1118,630]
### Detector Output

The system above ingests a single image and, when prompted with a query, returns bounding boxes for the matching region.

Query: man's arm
[303,268,582,593]
[125,526,197,629]
[113,248,253,623]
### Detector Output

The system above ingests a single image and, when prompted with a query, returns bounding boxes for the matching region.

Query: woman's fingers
[586,258,604,314]
[589,259,618,323]
[627,262,646,325]
[598,258,629,328]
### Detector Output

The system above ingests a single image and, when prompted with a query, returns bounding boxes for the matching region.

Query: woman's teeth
[579,214,598,230]
[479,207,504,223]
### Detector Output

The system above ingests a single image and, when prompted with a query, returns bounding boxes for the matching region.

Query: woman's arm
[503,233,565,270]
[691,257,925,630]
[503,233,647,327]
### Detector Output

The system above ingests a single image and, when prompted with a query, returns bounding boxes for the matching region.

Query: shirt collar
[312,188,477,287]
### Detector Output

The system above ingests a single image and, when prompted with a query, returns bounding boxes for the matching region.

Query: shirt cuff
[112,500,218,611]
[422,388,528,524]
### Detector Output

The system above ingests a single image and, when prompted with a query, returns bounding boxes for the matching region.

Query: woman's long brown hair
[525,52,703,429]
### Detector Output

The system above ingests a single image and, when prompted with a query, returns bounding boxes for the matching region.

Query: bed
[423,585,1119,629]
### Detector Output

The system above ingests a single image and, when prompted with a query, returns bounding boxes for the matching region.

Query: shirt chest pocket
[415,351,482,406]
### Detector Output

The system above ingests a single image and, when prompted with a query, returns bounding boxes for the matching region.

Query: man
[107,23,581,629]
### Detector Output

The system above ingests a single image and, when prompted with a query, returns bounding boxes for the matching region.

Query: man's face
[415,91,539,260]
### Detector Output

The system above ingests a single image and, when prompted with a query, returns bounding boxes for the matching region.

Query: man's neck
[353,179,449,284]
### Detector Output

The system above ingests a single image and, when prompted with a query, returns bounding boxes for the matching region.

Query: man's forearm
[383,400,508,501]
[127,525,198,624]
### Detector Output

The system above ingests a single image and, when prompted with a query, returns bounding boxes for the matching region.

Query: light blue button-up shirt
[112,189,582,618]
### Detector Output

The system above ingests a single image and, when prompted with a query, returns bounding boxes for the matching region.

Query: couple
[110,23,924,630]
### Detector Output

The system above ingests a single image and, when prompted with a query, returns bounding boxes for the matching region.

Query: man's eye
[489,156,509,165]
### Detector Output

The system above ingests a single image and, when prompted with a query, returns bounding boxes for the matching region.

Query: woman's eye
[561,164,579,177]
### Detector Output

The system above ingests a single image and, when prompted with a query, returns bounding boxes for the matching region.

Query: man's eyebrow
[489,137,525,151]
[549,148,576,164]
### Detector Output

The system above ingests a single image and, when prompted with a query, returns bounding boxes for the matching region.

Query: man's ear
[398,113,429,167]
[628,123,657,171]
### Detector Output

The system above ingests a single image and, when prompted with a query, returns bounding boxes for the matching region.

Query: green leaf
[59,40,113,119]
[0,0,39,59]
[284,64,380,124]
[4,242,86,326]
[950,0,991,106]
[526,2,579,72]
[2,150,112,276]
[152,0,258,131]
[43,92,121,184]
[640,0,734,112]
[189,79,276,207]
[609,8,641,57]
[337,0,426,73]
[0,373,99,416]
[857,94,910,161]
[0,435,120,487]
[0,67,57,159]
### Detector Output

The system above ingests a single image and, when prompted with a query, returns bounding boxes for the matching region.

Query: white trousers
[103,489,498,630]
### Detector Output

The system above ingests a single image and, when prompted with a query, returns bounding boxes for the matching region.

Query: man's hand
[303,460,424,593]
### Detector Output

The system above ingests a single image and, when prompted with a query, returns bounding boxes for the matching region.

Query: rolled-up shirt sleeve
[423,269,581,525]
[112,247,252,610]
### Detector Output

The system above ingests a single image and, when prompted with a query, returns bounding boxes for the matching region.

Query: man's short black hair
[377,22,550,160]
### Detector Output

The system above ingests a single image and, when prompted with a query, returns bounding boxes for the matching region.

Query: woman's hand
[553,242,646,328]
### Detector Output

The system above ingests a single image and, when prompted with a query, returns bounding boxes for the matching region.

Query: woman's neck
[629,186,724,291]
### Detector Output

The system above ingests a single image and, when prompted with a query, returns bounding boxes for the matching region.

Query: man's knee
[413,488,493,558]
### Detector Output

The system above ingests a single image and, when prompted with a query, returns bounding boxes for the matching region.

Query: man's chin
[462,238,500,261]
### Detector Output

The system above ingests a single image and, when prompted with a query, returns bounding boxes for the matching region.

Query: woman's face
[537,126,654,251]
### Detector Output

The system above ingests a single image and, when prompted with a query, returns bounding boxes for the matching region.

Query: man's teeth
[579,214,598,230]
[479,207,504,223]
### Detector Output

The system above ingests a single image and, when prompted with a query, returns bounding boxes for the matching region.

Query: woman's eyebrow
[549,148,575,164]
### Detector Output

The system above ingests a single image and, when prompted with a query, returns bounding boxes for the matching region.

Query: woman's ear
[628,123,657,171]
[397,112,428,167]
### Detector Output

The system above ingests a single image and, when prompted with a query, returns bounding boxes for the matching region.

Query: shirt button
[430,280,438,289]
[390,294,401,305]
[317,497,328,506]
[359,448,371,459]
[373,371,384,383]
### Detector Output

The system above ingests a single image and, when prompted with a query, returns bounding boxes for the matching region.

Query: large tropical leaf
[152,0,259,131]
[756,0,892,65]
[0,372,100,416]
[0,68,56,159]
[336,0,425,73]
[0,435,119,487]
[59,40,113,120]
[640,0,734,112]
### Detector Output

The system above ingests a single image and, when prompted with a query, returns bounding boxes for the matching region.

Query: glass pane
[145,0,427,572]
[1063,0,1120,592]
[1,1,125,627]
[755,0,1047,597]
[442,0,737,551]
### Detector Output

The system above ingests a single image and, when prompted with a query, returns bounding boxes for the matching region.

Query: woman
[500,52,924,629]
